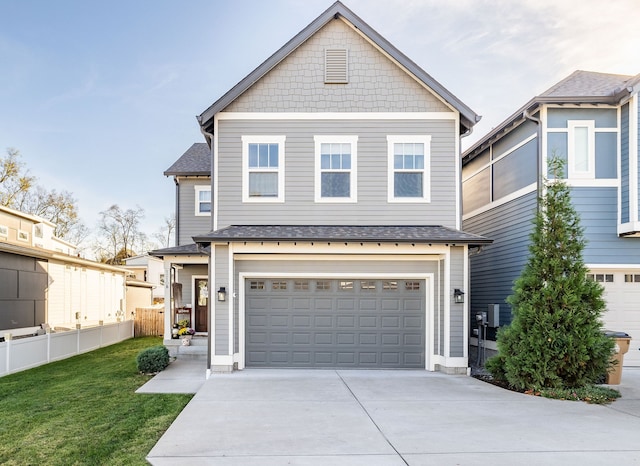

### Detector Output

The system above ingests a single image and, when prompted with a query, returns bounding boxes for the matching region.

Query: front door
[195,279,208,332]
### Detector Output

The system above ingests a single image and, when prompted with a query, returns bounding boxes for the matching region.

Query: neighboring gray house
[462,70,640,366]
[152,143,210,333]
[157,1,490,375]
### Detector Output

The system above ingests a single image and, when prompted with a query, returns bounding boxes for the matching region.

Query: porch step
[165,336,208,361]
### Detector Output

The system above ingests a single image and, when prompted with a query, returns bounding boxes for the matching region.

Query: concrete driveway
[146,368,640,465]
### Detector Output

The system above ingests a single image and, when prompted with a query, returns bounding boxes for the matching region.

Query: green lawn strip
[0,337,192,465]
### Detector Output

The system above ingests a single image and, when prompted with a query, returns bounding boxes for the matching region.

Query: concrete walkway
[143,364,640,465]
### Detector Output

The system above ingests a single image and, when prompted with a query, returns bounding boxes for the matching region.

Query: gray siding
[595,132,617,179]
[176,265,208,309]
[547,108,617,128]
[214,245,229,355]
[463,191,537,328]
[217,119,458,228]
[449,247,465,357]
[572,187,640,264]
[492,120,537,159]
[621,103,629,223]
[463,168,490,214]
[177,178,212,245]
[0,252,47,329]
[492,138,537,200]
[224,19,450,114]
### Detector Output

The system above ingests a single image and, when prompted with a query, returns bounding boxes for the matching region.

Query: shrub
[136,345,170,374]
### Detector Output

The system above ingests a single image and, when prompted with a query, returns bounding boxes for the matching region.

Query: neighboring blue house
[462,70,640,366]
[154,1,490,375]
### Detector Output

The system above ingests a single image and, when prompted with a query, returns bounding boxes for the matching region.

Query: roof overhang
[193,225,492,248]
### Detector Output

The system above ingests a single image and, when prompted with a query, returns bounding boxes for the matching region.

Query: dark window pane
[322,172,350,197]
[395,173,423,197]
[249,172,278,196]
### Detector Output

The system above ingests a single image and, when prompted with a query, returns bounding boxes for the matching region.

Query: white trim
[618,105,622,227]
[564,179,619,188]
[17,230,29,242]
[230,242,451,255]
[209,245,216,364]
[462,182,537,221]
[567,120,596,179]
[194,185,211,216]
[541,106,549,179]
[213,115,219,231]
[0,224,7,238]
[217,112,456,121]
[241,135,286,203]
[192,275,208,331]
[238,271,435,371]
[630,95,639,224]
[586,263,640,270]
[212,355,233,365]
[234,253,447,261]
[387,135,431,203]
[314,135,358,203]
[455,114,461,230]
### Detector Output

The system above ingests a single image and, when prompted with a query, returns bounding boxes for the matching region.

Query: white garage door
[590,270,640,366]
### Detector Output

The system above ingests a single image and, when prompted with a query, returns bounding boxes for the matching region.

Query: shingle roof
[193,225,492,246]
[197,1,480,134]
[463,70,640,163]
[541,70,633,98]
[164,143,210,177]
[149,243,209,257]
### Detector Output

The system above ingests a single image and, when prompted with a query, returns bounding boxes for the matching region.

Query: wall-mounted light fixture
[453,288,465,304]
[217,286,227,302]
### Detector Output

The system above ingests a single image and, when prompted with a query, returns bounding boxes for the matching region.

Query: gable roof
[164,143,210,177]
[463,70,640,164]
[197,1,480,135]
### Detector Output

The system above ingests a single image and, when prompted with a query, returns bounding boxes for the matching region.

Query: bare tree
[1,148,87,244]
[94,204,145,264]
[153,214,176,248]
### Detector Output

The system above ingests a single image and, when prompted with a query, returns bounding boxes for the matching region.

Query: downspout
[523,108,543,202]
[173,177,179,247]
[199,123,215,376]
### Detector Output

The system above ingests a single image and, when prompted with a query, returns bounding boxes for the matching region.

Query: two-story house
[462,70,640,366]
[155,1,490,375]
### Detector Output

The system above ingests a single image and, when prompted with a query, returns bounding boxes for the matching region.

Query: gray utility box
[487,304,500,327]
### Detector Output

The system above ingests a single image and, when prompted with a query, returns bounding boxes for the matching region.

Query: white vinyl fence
[0,320,134,377]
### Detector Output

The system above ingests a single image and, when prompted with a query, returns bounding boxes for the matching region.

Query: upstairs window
[194,186,211,216]
[387,135,431,202]
[314,135,358,202]
[242,136,285,202]
[568,120,595,179]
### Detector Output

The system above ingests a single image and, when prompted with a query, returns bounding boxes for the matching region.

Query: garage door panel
[591,270,640,366]
[246,279,425,368]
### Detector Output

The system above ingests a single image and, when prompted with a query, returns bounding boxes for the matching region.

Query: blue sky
[1,0,638,252]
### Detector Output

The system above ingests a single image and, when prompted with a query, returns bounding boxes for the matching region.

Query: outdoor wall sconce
[453,288,465,304]
[217,287,227,302]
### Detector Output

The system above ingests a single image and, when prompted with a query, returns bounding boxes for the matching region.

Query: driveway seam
[335,370,409,466]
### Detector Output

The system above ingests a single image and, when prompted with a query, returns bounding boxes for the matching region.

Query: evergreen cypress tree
[486,158,613,390]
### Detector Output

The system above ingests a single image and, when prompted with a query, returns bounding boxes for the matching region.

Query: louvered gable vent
[325,49,348,84]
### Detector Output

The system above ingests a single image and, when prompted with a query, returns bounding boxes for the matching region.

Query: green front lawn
[0,337,191,465]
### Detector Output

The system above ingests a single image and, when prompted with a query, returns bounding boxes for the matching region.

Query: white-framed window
[194,185,211,216]
[568,120,595,179]
[0,225,7,238]
[18,230,29,242]
[314,135,358,202]
[242,135,285,202]
[387,135,431,202]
